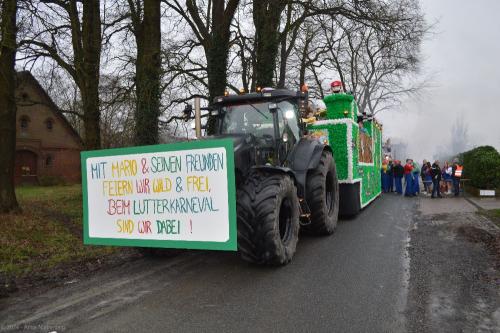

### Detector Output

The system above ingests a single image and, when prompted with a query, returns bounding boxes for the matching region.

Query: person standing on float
[330,80,344,94]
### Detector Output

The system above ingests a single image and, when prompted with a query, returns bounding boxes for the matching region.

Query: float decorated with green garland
[307,92,382,215]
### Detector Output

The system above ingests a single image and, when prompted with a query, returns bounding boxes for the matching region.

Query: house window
[45,118,54,131]
[20,116,30,130]
[45,155,53,166]
[21,166,32,175]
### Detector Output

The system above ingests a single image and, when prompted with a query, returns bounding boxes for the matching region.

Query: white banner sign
[81,140,237,251]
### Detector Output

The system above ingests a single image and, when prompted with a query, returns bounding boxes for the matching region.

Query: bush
[460,146,500,189]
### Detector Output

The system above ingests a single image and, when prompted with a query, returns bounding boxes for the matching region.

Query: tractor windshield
[220,101,300,140]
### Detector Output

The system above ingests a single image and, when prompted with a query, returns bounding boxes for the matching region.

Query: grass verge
[0,185,121,293]
[477,209,500,229]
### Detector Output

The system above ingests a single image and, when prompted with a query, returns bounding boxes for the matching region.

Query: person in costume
[387,159,394,192]
[421,160,429,193]
[330,80,343,94]
[442,161,453,194]
[431,160,443,198]
[381,161,389,193]
[404,159,414,197]
[412,160,420,195]
[424,161,433,195]
[393,160,404,194]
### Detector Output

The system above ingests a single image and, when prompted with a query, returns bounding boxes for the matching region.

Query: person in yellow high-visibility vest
[452,159,463,196]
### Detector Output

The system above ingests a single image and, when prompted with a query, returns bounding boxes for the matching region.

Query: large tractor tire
[303,150,339,235]
[237,170,300,265]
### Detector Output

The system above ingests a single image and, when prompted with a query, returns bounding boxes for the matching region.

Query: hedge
[458,146,500,189]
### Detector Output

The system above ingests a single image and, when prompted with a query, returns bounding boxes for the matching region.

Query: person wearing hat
[330,80,343,94]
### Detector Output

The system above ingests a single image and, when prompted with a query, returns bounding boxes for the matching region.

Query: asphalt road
[2,194,498,332]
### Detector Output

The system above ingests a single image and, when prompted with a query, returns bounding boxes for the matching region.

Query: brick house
[14,71,83,185]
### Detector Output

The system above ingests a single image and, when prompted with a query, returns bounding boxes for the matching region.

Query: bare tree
[99,74,136,148]
[253,0,412,89]
[0,0,19,212]
[310,0,427,114]
[276,2,303,88]
[450,117,469,155]
[19,0,102,149]
[164,0,239,133]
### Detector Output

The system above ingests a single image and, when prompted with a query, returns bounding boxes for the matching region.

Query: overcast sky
[379,0,500,161]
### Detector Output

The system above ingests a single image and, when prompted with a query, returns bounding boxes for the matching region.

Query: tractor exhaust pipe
[194,96,202,139]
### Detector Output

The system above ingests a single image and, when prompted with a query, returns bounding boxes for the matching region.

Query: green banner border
[81,139,237,251]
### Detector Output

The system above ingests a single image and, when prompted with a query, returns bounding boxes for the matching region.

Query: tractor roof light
[261,87,274,96]
[224,90,229,96]
[239,88,245,94]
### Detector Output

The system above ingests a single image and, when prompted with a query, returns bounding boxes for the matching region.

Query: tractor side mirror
[183,104,193,121]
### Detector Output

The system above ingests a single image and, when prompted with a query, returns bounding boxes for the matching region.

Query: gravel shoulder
[405,197,500,332]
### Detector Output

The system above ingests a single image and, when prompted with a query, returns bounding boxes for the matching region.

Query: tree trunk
[299,32,312,87]
[277,37,288,88]
[206,39,229,104]
[277,3,293,89]
[253,1,286,88]
[79,0,102,150]
[205,0,238,134]
[81,84,101,149]
[0,0,19,213]
[205,29,231,133]
[134,0,161,145]
[166,0,238,134]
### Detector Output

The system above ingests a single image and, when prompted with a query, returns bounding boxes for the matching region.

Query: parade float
[307,91,382,215]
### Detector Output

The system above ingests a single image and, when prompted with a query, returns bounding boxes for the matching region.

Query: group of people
[381,159,463,198]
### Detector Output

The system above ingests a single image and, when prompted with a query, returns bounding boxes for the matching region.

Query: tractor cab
[210,89,308,171]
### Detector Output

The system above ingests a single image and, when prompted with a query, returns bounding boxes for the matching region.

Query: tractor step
[299,198,311,226]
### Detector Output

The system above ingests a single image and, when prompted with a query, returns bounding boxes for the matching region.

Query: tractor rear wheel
[303,150,339,235]
[237,170,300,265]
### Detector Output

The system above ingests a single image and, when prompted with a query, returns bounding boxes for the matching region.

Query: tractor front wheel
[237,170,300,265]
